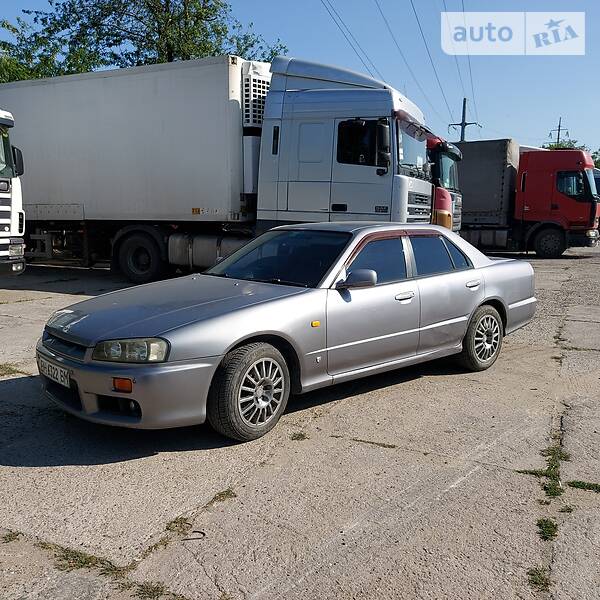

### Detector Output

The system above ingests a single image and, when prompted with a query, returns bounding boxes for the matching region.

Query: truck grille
[407,192,432,223]
[43,331,87,361]
[453,195,462,232]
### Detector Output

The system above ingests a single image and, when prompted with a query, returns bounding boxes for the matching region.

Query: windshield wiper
[252,277,308,288]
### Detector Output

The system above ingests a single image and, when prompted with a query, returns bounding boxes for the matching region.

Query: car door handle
[466,280,481,289]
[395,291,415,302]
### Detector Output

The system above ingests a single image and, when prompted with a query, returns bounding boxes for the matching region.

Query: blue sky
[3,0,598,149]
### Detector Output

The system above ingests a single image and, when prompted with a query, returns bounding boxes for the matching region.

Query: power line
[461,0,480,126]
[441,0,467,99]
[323,0,386,81]
[319,0,376,78]
[371,0,448,128]
[408,0,454,121]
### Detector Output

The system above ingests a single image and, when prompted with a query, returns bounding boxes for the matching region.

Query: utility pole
[549,117,569,146]
[449,98,479,141]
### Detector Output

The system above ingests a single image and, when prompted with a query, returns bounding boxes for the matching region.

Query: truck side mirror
[12,146,24,177]
[377,120,391,174]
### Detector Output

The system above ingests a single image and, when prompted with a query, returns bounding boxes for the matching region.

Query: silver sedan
[36,223,537,441]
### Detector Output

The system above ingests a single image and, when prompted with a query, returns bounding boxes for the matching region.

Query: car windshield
[205,230,352,288]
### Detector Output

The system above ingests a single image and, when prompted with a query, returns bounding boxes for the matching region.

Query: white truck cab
[257,57,433,228]
[0,109,25,275]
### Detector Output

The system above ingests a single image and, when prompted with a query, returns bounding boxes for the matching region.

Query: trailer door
[330,118,392,220]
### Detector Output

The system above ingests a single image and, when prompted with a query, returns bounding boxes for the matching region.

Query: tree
[542,138,589,152]
[0,0,286,83]
[592,149,600,169]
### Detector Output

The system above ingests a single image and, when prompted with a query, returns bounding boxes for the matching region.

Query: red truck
[456,139,599,257]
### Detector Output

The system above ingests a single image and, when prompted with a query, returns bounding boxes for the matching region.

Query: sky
[2,0,598,150]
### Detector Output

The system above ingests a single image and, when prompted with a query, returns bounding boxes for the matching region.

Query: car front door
[409,234,484,354]
[326,235,419,376]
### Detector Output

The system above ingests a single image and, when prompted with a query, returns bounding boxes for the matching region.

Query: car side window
[443,238,471,270]
[349,238,407,285]
[410,235,454,277]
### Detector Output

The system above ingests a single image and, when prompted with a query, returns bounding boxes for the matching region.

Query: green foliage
[0,0,286,83]
[542,138,590,152]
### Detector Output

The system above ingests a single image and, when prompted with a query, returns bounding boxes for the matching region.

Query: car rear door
[326,234,419,376]
[408,234,484,354]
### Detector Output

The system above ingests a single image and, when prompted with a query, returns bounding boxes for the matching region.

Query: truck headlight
[9,244,24,258]
[92,338,169,363]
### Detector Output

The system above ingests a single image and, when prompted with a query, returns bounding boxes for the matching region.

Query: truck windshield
[0,126,14,179]
[205,230,352,288]
[397,120,427,178]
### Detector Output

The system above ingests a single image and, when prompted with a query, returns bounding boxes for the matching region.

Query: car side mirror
[337,269,377,290]
[12,146,24,177]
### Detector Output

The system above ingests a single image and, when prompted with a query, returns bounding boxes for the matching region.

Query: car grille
[407,192,432,223]
[45,379,83,412]
[43,331,87,361]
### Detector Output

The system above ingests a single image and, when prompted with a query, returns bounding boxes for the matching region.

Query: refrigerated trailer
[0,109,25,275]
[457,139,599,257]
[0,55,437,282]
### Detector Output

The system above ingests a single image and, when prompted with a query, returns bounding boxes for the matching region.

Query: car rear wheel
[458,305,503,372]
[534,228,566,259]
[207,343,290,441]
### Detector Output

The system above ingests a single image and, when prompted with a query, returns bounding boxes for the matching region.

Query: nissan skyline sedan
[37,223,537,441]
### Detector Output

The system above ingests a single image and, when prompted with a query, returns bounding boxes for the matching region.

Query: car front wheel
[207,342,290,441]
[458,305,503,372]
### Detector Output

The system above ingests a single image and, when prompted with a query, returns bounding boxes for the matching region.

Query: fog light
[11,263,23,272]
[585,229,599,238]
[113,377,133,393]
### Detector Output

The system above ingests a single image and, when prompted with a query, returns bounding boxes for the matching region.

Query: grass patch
[290,431,308,441]
[35,541,105,571]
[0,363,25,377]
[139,536,170,560]
[568,480,600,493]
[209,487,237,505]
[536,518,558,541]
[133,581,167,599]
[517,445,569,497]
[527,566,551,591]
[166,516,192,536]
[2,530,21,543]
[559,505,574,513]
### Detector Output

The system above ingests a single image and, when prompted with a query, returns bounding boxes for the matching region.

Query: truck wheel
[534,228,566,259]
[458,305,503,372]
[118,233,165,283]
[207,343,290,442]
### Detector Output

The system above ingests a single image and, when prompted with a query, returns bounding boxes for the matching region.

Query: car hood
[45,275,306,347]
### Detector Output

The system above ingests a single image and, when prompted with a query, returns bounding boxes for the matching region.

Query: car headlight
[92,338,169,363]
[9,244,25,258]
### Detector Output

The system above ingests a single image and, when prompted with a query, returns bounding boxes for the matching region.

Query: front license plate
[38,355,70,388]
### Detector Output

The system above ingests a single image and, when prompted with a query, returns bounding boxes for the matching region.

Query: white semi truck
[0,55,436,282]
[0,109,25,276]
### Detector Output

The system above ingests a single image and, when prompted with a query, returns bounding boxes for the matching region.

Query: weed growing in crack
[209,488,237,505]
[568,480,600,493]
[536,518,558,541]
[133,581,167,599]
[290,431,309,441]
[517,444,570,497]
[559,505,574,513]
[166,516,192,536]
[1,530,21,543]
[527,566,551,591]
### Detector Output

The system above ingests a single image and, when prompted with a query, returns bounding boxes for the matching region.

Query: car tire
[458,305,504,372]
[534,228,566,259]
[118,233,165,284]
[207,342,291,441]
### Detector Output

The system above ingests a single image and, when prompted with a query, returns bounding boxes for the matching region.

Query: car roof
[275,221,449,235]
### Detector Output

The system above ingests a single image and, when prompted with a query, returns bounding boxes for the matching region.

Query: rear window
[410,236,454,276]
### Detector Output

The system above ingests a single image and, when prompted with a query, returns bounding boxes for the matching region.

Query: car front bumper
[36,339,222,429]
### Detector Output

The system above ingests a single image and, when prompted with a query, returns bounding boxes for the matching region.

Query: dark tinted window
[410,236,454,276]
[349,238,406,285]
[337,119,377,166]
[206,230,351,288]
[444,239,470,269]
[557,171,586,199]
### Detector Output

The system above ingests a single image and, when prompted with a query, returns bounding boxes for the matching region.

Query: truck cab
[427,137,462,232]
[257,58,433,229]
[0,109,25,275]
[516,149,599,254]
